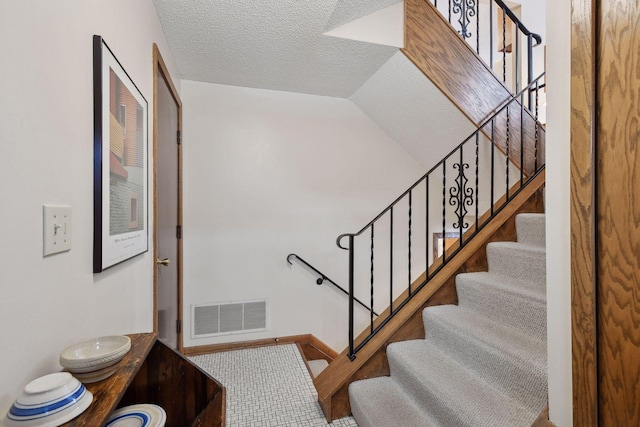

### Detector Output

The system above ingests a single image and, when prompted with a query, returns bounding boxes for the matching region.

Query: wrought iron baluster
[458,147,465,242]
[389,207,393,313]
[426,175,430,279]
[348,235,355,360]
[408,190,413,295]
[475,133,479,229]
[491,120,495,215]
[490,0,494,72]
[476,0,480,54]
[502,9,507,84]
[506,105,510,199]
[515,23,520,93]
[535,79,540,172]
[520,92,525,186]
[370,224,374,334]
[528,34,534,108]
[442,160,447,262]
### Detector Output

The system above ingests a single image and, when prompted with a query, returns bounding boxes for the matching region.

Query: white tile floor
[190,344,358,427]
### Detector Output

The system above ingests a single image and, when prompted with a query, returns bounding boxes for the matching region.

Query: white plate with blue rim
[105,404,166,427]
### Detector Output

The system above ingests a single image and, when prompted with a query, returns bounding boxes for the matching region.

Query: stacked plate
[2,372,93,427]
[106,404,166,427]
[59,335,131,383]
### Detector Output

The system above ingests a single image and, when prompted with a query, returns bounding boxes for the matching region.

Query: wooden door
[153,45,182,351]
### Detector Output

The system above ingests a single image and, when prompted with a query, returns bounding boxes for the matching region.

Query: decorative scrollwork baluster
[448,159,474,230]
[451,0,477,40]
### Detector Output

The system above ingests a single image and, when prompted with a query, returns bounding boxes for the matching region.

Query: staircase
[349,213,547,426]
[403,0,546,176]
[305,0,550,424]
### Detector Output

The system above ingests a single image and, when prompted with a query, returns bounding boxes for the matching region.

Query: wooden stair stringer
[313,170,546,422]
[401,0,546,176]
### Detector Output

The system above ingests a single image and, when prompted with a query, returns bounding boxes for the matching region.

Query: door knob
[156,257,171,266]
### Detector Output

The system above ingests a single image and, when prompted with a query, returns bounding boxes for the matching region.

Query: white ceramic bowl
[106,404,166,427]
[2,372,93,427]
[59,335,131,383]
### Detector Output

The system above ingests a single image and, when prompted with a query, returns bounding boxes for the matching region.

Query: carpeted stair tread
[349,376,440,427]
[486,241,546,285]
[307,359,328,377]
[456,271,546,339]
[387,340,538,427]
[422,304,547,407]
[349,213,547,427]
[515,213,546,247]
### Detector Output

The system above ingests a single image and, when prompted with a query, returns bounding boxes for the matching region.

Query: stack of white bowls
[59,335,131,383]
[2,336,166,427]
[2,372,93,427]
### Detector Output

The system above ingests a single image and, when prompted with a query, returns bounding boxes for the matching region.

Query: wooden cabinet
[62,333,225,427]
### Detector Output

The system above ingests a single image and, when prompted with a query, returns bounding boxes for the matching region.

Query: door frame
[152,44,184,352]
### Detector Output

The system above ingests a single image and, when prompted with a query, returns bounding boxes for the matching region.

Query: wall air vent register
[191,299,267,339]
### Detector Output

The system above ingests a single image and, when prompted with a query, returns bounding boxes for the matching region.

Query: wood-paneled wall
[596,0,640,424]
[570,0,598,425]
[572,0,640,425]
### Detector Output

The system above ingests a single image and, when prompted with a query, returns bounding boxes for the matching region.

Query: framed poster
[93,35,148,273]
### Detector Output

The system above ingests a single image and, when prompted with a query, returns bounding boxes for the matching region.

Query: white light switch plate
[43,205,72,256]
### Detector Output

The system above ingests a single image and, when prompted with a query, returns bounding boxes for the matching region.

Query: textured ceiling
[152,0,398,97]
[152,0,475,166]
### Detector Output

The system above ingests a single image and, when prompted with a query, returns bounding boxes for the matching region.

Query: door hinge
[176,319,182,334]
[177,130,181,145]
[176,225,182,239]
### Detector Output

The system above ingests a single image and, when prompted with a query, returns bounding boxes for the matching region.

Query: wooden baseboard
[301,335,339,361]
[531,407,555,427]
[182,334,338,362]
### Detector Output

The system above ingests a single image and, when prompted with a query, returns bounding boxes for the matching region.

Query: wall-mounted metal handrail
[287,254,378,316]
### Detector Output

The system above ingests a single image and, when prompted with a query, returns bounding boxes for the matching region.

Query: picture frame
[93,35,148,273]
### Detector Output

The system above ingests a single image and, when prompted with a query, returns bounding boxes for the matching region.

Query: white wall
[0,0,179,415]
[181,81,424,350]
[351,52,477,169]
[544,0,572,425]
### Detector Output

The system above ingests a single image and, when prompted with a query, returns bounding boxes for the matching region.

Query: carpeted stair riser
[422,305,547,409]
[515,213,546,247]
[386,341,537,427]
[349,377,438,427]
[455,272,546,340]
[486,242,546,286]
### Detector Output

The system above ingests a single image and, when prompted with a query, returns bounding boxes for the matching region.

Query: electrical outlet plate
[43,205,72,256]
